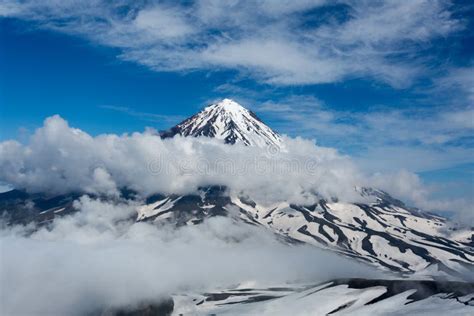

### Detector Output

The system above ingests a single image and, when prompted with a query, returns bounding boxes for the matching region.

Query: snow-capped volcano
[161,98,282,148]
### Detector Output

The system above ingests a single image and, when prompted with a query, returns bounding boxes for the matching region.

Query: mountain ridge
[2,185,473,277]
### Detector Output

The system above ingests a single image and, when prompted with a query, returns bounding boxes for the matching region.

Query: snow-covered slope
[231,192,474,275]
[172,278,474,315]
[132,187,473,276]
[4,187,471,277]
[161,98,282,148]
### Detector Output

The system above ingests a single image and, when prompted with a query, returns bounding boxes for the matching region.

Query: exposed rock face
[99,297,174,316]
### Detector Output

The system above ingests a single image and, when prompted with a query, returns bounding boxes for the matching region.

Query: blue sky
[0,0,473,203]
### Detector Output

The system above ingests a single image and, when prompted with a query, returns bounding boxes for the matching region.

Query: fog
[0,196,380,315]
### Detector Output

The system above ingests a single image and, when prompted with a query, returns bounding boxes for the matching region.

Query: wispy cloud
[100,105,184,125]
[0,0,465,86]
[435,66,474,103]
[249,94,473,173]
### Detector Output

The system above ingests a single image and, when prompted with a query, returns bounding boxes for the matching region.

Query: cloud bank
[1,115,471,222]
[0,196,379,315]
[0,115,364,204]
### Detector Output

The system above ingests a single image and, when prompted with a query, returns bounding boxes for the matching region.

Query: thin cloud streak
[100,105,184,125]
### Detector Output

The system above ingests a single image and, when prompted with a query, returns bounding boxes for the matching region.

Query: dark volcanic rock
[99,297,174,316]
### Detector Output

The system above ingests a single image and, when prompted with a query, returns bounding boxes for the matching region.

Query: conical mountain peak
[161,99,282,147]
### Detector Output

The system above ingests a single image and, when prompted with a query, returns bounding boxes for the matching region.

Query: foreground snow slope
[172,278,474,315]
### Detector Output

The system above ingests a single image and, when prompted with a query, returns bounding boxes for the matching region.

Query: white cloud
[370,169,474,223]
[324,0,459,43]
[201,38,330,84]
[134,6,193,39]
[0,115,364,204]
[0,0,463,86]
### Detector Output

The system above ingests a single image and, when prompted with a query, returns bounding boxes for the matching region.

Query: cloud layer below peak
[0,115,363,203]
[1,115,472,222]
[0,196,378,315]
